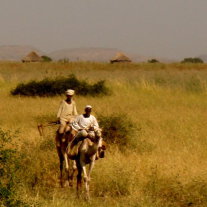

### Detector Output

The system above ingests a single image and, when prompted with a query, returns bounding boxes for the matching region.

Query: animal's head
[94,128,102,139]
[98,140,106,159]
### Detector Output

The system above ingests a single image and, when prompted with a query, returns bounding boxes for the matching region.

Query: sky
[0,0,207,59]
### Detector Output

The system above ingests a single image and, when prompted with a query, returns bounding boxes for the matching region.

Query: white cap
[85,105,92,109]
[65,89,75,96]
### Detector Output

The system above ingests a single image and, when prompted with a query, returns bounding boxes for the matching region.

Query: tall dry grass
[1,62,207,206]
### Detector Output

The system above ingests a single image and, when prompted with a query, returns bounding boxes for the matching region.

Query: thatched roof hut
[22,51,42,62]
[110,52,131,63]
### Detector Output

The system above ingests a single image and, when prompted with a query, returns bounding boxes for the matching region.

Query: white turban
[85,105,92,109]
[65,89,75,96]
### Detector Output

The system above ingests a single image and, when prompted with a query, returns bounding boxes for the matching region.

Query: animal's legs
[82,165,90,200]
[80,158,90,200]
[57,147,64,188]
[84,158,96,200]
[63,152,72,187]
[69,161,77,187]
[64,152,69,171]
[59,131,70,186]
[88,158,95,182]
[76,161,82,198]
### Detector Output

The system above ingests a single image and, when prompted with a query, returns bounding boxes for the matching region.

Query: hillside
[48,47,167,63]
[0,45,43,61]
[198,54,207,62]
[0,45,175,63]
[49,48,125,62]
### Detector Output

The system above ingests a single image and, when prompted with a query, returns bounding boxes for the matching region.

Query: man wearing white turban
[68,105,100,156]
[56,89,78,146]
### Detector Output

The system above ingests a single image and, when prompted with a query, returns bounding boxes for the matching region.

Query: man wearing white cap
[56,89,78,146]
[71,105,99,140]
[68,105,103,158]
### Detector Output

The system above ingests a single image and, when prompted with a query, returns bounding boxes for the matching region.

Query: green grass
[1,61,207,206]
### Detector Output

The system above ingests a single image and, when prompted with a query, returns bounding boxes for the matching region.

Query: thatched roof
[110,52,131,63]
[22,51,42,62]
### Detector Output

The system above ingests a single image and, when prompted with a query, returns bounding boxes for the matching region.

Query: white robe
[57,100,78,122]
[72,114,99,131]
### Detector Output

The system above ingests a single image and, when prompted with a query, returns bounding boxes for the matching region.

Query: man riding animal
[68,105,102,157]
[67,105,106,199]
[55,89,78,187]
[56,89,78,147]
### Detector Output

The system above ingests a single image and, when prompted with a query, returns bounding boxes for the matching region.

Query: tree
[181,57,203,63]
[148,59,159,63]
[41,55,52,62]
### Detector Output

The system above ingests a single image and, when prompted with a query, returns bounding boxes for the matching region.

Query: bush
[98,113,137,149]
[0,129,27,207]
[19,135,59,198]
[11,74,109,97]
[181,57,204,63]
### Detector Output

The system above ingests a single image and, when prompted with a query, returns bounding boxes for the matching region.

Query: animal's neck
[87,138,101,155]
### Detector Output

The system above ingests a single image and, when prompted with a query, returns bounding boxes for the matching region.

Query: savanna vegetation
[1,61,207,207]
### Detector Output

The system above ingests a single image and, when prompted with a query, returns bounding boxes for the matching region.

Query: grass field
[1,62,207,207]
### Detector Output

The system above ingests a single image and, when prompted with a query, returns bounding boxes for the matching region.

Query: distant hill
[49,48,174,63]
[0,45,175,63]
[0,45,43,61]
[48,47,151,62]
[49,48,124,62]
[198,55,207,63]
[129,54,175,63]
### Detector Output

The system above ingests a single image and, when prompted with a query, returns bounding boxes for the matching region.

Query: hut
[22,51,42,63]
[110,52,132,64]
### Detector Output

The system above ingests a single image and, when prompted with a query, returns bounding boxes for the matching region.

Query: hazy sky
[1,0,207,59]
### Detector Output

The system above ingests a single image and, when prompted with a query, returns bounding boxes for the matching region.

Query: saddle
[67,133,95,159]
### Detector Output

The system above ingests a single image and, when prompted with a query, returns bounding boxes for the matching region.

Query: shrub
[11,74,109,97]
[98,113,137,149]
[0,129,27,207]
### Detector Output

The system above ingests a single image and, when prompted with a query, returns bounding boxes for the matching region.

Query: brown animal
[55,129,77,187]
[68,129,106,199]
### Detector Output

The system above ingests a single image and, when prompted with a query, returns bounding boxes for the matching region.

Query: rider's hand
[89,126,94,131]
